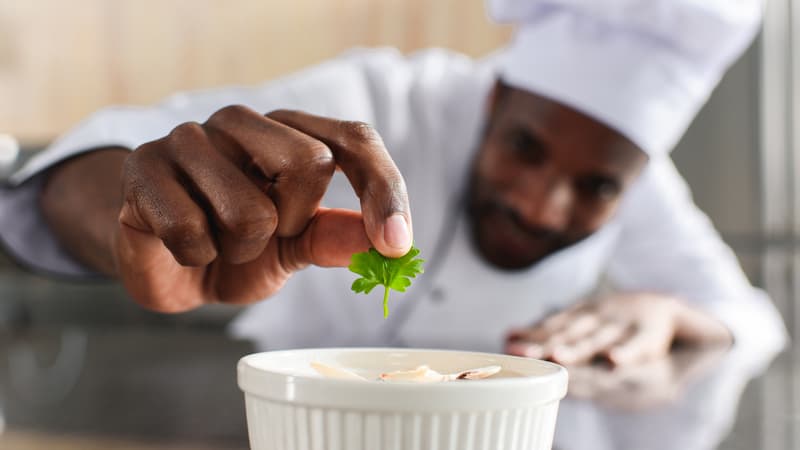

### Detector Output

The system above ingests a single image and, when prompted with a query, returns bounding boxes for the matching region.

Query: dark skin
[43,108,413,312]
[469,82,646,269]
[40,83,732,364]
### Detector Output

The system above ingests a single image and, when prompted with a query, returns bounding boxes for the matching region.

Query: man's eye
[576,176,620,201]
[506,129,545,164]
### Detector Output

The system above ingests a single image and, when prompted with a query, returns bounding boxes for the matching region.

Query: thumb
[113,220,205,312]
[282,207,371,270]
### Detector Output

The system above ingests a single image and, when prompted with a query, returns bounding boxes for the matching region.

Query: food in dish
[310,361,501,382]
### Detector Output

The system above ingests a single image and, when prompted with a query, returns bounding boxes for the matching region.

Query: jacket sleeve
[606,157,787,359]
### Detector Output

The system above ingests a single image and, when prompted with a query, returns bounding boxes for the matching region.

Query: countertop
[0,327,793,449]
[0,265,795,450]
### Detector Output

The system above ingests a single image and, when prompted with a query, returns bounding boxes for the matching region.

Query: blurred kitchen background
[0,0,798,449]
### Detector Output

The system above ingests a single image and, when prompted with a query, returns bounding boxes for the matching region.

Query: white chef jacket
[0,48,786,362]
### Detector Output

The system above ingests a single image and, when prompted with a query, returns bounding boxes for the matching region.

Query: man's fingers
[532,313,601,362]
[204,105,336,238]
[266,109,412,257]
[506,309,587,359]
[163,122,279,264]
[114,220,205,312]
[121,151,217,267]
[548,313,600,346]
[507,304,585,344]
[507,311,601,364]
[279,207,371,272]
[551,322,629,365]
[607,321,674,366]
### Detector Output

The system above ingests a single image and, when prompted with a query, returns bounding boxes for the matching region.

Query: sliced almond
[379,365,446,383]
[445,365,502,381]
[310,361,368,381]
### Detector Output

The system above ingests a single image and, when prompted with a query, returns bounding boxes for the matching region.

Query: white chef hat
[487,0,763,156]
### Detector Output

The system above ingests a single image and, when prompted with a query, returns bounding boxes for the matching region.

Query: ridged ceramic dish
[238,348,567,450]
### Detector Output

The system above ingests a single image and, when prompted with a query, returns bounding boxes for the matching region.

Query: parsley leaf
[348,246,425,318]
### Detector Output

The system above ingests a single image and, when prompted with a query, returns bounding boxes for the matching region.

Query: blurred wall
[671,42,763,280]
[0,0,511,144]
[672,44,761,237]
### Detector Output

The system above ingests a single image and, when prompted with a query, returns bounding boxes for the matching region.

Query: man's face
[468,82,648,270]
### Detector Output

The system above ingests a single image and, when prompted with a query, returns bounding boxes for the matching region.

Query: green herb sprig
[348,246,425,318]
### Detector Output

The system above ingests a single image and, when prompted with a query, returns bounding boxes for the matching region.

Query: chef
[0,0,786,366]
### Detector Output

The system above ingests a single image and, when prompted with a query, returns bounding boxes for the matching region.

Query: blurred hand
[505,293,732,367]
[114,106,412,312]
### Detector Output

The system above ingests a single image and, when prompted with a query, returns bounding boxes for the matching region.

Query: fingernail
[384,214,411,250]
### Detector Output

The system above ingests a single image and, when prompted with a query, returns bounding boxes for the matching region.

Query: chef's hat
[487,0,763,156]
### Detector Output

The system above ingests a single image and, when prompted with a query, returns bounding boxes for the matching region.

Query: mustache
[469,197,564,242]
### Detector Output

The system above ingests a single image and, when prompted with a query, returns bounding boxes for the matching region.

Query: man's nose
[514,175,573,231]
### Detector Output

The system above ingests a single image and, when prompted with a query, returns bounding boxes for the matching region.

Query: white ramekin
[238,348,567,450]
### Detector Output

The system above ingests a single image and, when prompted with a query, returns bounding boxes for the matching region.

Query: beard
[466,172,583,271]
